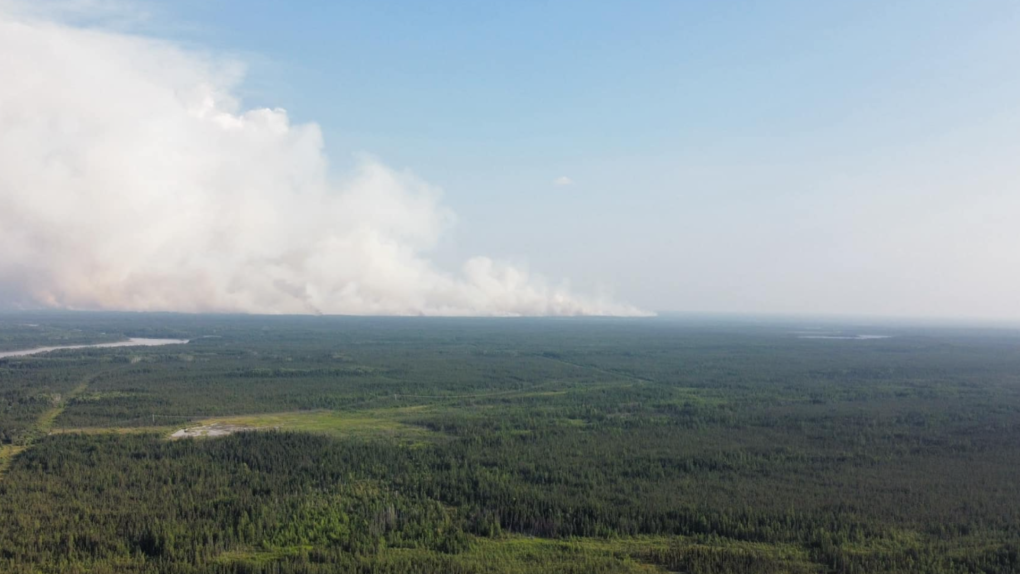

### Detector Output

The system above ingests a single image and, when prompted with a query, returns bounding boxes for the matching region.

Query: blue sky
[7,0,1020,318]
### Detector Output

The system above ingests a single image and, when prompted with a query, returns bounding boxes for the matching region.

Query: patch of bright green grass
[213,545,313,565]
[215,537,668,574]
[180,407,437,442]
[50,426,174,436]
[212,535,821,574]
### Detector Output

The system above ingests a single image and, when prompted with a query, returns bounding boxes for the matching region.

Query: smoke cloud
[0,8,647,316]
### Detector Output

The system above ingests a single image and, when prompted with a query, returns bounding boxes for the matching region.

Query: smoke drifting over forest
[0,8,647,316]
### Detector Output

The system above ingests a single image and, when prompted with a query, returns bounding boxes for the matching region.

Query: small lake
[0,338,189,359]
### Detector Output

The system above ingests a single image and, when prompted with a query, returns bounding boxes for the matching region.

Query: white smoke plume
[0,7,648,316]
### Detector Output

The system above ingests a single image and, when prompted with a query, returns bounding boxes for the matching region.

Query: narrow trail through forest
[36,380,91,435]
[0,445,26,479]
[0,373,101,481]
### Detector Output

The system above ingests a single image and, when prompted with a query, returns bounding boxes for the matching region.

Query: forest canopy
[1,313,1018,573]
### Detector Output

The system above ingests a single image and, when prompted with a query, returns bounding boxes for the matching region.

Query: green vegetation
[176,408,437,442]
[1,313,1019,573]
[0,444,26,478]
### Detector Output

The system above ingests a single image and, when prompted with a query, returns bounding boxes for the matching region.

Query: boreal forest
[1,314,1018,573]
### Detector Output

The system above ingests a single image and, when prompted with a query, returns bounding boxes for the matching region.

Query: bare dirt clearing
[170,423,262,439]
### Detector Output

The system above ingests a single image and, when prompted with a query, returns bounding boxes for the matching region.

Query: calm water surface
[0,338,189,359]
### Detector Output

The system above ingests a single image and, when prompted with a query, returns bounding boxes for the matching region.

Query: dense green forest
[1,313,1019,573]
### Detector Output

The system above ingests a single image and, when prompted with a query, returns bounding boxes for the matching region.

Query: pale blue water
[0,338,189,359]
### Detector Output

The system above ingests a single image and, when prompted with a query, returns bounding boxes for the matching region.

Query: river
[0,338,189,359]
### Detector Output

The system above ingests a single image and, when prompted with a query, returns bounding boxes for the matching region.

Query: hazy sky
[2,0,1020,319]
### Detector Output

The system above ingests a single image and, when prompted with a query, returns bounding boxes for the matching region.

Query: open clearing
[168,407,436,442]
[0,376,94,481]
[170,423,260,439]
[47,407,439,442]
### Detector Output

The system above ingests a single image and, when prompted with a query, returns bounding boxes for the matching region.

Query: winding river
[0,338,189,359]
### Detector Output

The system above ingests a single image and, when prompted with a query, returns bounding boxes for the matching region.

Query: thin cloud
[553,176,575,186]
[0,0,153,27]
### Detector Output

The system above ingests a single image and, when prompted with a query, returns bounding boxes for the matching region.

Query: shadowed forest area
[1,313,1019,573]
